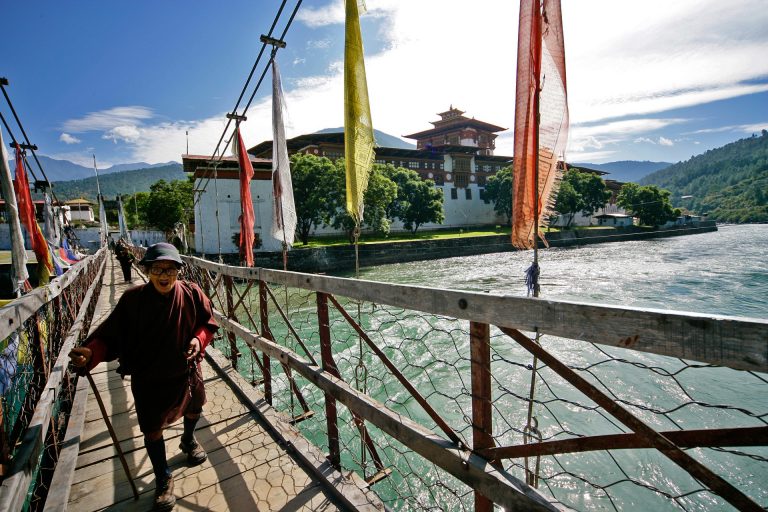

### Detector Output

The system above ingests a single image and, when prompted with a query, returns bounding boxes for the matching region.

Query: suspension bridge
[0,249,765,511]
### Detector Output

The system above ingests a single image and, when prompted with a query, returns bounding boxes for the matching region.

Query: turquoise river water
[324,224,767,511]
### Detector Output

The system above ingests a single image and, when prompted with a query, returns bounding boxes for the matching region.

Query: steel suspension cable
[193,0,303,208]
[192,0,299,206]
[0,83,67,209]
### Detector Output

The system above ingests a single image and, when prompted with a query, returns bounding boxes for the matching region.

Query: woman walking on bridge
[69,243,218,511]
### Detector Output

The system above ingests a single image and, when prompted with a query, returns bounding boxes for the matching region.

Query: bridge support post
[258,280,273,404]
[471,321,494,512]
[225,276,240,370]
[317,292,341,469]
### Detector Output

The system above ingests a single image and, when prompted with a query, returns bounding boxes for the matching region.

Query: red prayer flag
[235,128,255,267]
[512,0,569,249]
[13,145,53,273]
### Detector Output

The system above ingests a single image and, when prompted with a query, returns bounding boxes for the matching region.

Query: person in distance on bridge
[69,242,218,511]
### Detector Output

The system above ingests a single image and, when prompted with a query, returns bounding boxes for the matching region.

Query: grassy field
[294,224,624,248]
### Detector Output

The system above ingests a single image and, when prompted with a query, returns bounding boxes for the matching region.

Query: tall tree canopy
[290,153,336,244]
[617,183,678,227]
[144,179,193,233]
[325,161,397,242]
[382,165,444,233]
[555,169,612,227]
[485,167,513,223]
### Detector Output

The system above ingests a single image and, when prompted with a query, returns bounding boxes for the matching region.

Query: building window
[324,151,342,160]
[454,158,471,173]
[433,174,445,185]
[451,188,458,200]
[465,188,472,200]
[454,173,469,188]
[439,163,444,170]
[408,161,419,169]
[477,175,487,186]
[375,159,385,164]
[448,135,459,145]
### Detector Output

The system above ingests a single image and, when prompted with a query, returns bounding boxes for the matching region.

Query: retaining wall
[206,221,718,273]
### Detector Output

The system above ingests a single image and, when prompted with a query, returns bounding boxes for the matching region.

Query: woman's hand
[186,337,201,361]
[69,347,92,368]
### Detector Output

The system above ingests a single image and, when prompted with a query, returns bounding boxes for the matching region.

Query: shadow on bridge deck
[65,255,382,512]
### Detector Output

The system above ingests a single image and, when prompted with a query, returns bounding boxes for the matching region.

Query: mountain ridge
[639,131,768,222]
[573,160,672,183]
[6,155,179,182]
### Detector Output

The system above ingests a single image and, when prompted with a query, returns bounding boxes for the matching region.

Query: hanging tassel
[524,262,539,297]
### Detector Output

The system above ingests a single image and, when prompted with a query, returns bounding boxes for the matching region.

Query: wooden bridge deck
[63,256,381,511]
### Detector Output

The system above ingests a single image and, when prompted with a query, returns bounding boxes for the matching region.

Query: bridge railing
[181,256,767,512]
[0,248,107,511]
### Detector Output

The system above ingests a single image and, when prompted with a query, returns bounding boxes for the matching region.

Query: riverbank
[225,220,717,272]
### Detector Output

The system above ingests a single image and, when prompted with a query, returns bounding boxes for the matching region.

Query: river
[322,224,767,511]
[350,224,768,318]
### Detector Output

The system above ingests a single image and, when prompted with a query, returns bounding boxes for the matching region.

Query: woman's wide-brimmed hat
[139,243,183,266]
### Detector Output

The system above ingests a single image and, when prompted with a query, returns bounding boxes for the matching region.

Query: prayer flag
[511,0,569,249]
[118,195,131,243]
[344,0,375,223]
[43,192,60,245]
[0,132,29,292]
[270,60,297,247]
[98,194,108,247]
[13,145,54,281]
[235,128,255,266]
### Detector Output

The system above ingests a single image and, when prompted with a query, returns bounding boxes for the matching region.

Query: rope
[192,0,304,208]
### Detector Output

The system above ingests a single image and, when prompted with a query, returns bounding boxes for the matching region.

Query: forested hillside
[47,163,186,200]
[640,131,768,222]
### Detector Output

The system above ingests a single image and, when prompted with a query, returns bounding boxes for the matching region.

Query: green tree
[617,183,677,226]
[382,165,444,233]
[325,161,397,243]
[290,153,336,244]
[485,167,512,223]
[554,181,580,227]
[144,179,194,233]
[555,169,611,227]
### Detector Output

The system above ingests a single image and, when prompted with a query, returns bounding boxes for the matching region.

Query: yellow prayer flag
[344,0,375,223]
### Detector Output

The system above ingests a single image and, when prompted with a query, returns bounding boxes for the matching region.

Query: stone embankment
[232,221,718,273]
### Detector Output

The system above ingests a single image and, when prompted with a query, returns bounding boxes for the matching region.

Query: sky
[2,0,767,170]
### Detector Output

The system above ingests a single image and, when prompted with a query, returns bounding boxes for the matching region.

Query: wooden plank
[0,248,107,342]
[206,347,385,512]
[79,372,250,452]
[74,412,251,470]
[216,315,561,512]
[43,375,90,512]
[471,322,493,512]
[182,257,768,372]
[69,434,294,510]
[0,256,106,512]
[70,416,279,501]
[257,268,768,372]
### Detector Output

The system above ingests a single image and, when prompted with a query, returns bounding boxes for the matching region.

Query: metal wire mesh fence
[181,257,767,512]
[0,249,106,511]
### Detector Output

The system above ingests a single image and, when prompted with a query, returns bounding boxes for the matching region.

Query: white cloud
[103,125,141,143]
[59,133,81,144]
[306,39,331,50]
[688,122,768,134]
[113,0,768,164]
[659,136,674,146]
[49,150,112,168]
[292,57,306,66]
[634,137,656,145]
[63,106,154,133]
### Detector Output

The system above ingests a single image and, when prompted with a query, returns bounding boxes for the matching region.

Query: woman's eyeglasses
[149,267,179,277]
